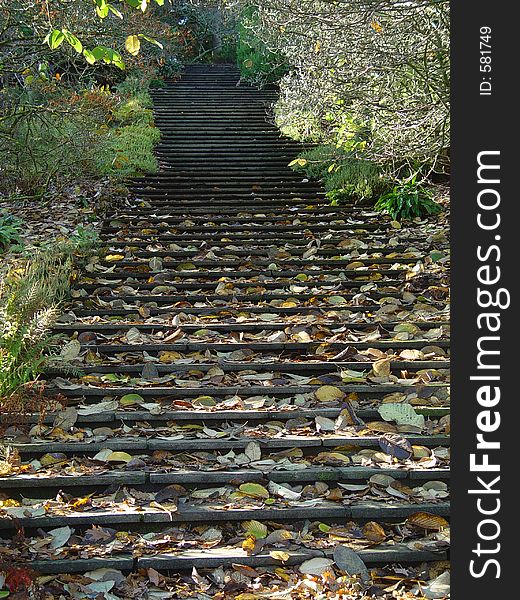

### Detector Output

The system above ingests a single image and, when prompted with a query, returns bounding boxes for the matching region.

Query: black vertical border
[452,1,515,597]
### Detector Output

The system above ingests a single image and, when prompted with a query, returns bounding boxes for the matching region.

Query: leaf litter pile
[0,66,450,598]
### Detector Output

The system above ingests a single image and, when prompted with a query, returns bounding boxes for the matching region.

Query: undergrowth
[0,231,97,406]
[0,74,160,197]
[290,145,387,203]
[0,211,24,251]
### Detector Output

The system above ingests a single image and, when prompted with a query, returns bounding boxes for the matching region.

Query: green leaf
[104,48,125,69]
[46,29,65,49]
[239,483,270,499]
[62,29,82,53]
[108,4,124,18]
[243,520,268,539]
[120,393,145,406]
[96,0,109,18]
[139,34,164,50]
[125,35,141,56]
[154,0,165,5]
[92,46,108,61]
[83,49,96,64]
[0,591,10,598]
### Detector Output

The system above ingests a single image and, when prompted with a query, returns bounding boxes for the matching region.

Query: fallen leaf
[378,433,413,460]
[406,512,449,531]
[315,385,345,402]
[333,545,369,581]
[299,557,334,575]
[49,526,72,549]
[378,403,425,429]
[239,483,270,499]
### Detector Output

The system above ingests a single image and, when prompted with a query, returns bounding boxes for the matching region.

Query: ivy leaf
[125,35,141,56]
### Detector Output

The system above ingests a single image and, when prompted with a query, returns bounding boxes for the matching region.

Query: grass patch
[96,76,160,177]
[97,123,160,176]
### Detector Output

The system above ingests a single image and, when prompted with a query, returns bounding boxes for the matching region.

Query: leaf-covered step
[0,501,450,529]
[54,319,449,333]
[0,467,450,491]
[9,434,450,455]
[4,543,448,575]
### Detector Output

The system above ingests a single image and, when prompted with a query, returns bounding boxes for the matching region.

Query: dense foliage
[0,0,175,197]
[240,0,450,174]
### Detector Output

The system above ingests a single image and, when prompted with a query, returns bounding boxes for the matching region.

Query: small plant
[375,177,442,220]
[0,212,23,250]
[70,225,99,251]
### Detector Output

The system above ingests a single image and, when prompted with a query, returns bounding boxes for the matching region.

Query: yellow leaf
[371,20,383,33]
[125,35,141,56]
[71,496,91,509]
[270,550,290,562]
[159,351,182,363]
[0,499,21,508]
[107,451,132,463]
[105,254,124,262]
[239,483,270,499]
[315,385,345,402]
[242,536,257,554]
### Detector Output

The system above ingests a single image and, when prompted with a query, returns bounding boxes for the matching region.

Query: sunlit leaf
[125,35,141,56]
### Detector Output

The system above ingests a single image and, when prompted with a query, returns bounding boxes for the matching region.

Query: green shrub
[375,178,442,220]
[112,97,154,125]
[0,106,105,196]
[97,124,160,176]
[70,225,100,251]
[290,145,387,203]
